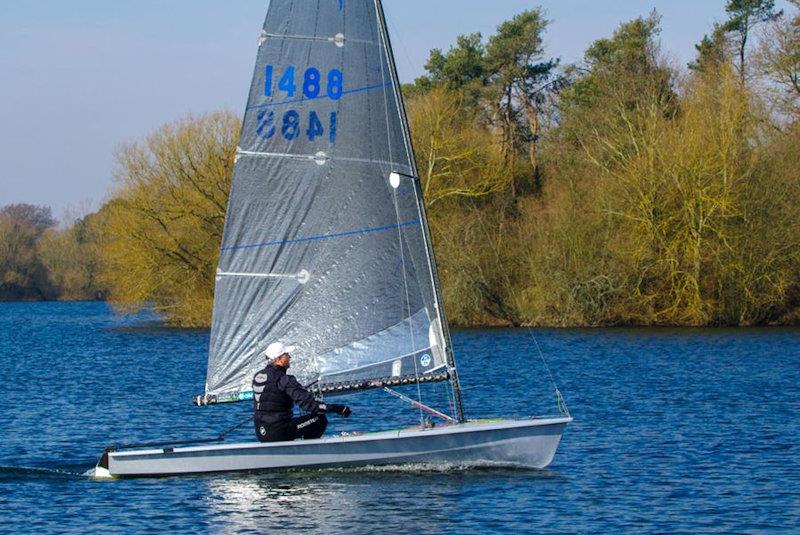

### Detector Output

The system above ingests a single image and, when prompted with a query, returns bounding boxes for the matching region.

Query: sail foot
[194,370,450,407]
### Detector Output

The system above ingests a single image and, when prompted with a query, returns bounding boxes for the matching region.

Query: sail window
[314,151,329,165]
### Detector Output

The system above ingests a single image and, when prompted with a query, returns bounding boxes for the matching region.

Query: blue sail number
[278,66,297,97]
[307,111,324,140]
[257,110,338,143]
[259,65,343,143]
[303,68,321,99]
[265,65,345,100]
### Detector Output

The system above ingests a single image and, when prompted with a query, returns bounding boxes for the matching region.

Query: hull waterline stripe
[221,219,420,252]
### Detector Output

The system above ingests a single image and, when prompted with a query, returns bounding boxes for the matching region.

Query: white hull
[93,417,571,478]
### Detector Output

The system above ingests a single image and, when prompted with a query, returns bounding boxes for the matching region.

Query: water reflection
[203,465,560,534]
[204,473,361,533]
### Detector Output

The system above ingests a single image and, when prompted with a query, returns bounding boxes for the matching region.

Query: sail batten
[204,0,455,403]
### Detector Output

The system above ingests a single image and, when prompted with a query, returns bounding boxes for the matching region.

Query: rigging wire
[393,193,425,424]
[375,0,465,423]
[375,0,426,424]
[461,195,569,418]
[525,329,570,418]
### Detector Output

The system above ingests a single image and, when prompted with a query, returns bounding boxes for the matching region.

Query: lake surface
[0,301,798,533]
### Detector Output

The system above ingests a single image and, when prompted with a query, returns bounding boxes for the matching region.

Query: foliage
[20,5,798,329]
[525,60,800,326]
[0,204,104,301]
[410,9,561,196]
[38,212,105,300]
[722,0,783,82]
[559,12,675,117]
[689,25,731,73]
[755,0,800,117]
[484,9,561,193]
[408,87,511,206]
[98,111,238,327]
[424,33,486,91]
[0,204,56,300]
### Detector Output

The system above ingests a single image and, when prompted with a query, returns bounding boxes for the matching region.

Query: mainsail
[201,0,462,413]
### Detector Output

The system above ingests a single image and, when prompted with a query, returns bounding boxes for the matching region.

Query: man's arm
[280,375,322,414]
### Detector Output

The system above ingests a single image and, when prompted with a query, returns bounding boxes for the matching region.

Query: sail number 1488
[256,65,343,143]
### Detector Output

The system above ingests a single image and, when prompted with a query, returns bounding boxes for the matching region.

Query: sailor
[253,342,352,442]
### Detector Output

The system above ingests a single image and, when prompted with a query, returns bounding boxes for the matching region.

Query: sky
[0,0,792,219]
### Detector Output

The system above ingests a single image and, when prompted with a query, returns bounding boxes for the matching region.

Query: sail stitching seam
[260,32,377,46]
[236,150,412,169]
[221,220,420,252]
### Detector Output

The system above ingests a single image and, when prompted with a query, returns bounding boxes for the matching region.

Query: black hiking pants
[255,413,328,443]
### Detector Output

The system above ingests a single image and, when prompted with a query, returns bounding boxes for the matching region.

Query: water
[0,302,798,533]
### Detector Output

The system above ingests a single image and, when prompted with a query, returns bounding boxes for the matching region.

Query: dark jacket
[252,363,321,424]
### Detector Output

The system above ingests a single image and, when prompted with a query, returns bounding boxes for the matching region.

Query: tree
[38,212,104,300]
[554,12,677,187]
[424,33,486,90]
[0,204,55,232]
[723,0,783,83]
[755,0,800,117]
[689,25,730,73]
[484,9,560,194]
[559,12,675,116]
[0,204,56,300]
[405,32,487,104]
[408,87,512,206]
[406,87,521,326]
[99,111,239,327]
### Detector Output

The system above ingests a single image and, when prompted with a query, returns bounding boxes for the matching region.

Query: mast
[374,0,465,422]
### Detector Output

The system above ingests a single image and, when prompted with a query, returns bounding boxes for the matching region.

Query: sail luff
[373,0,465,422]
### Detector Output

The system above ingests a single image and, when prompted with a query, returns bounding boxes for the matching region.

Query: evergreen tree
[723,0,783,83]
[689,25,730,73]
[484,8,560,194]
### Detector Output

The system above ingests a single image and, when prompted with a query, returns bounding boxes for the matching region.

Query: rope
[104,412,252,453]
[107,371,339,453]
[216,414,253,441]
[525,329,570,418]
[460,194,569,418]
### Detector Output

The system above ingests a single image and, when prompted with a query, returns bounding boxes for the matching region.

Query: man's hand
[326,403,352,418]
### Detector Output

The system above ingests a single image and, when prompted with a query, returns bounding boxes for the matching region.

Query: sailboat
[93,0,571,478]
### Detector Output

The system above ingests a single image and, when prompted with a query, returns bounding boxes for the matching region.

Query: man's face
[276,353,291,369]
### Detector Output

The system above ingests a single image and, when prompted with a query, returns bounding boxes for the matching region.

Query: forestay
[201,0,453,405]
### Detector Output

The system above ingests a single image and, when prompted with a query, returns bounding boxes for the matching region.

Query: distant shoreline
[0,298,105,303]
[2,299,797,329]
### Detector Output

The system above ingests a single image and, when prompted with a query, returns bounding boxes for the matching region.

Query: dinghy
[93,0,571,479]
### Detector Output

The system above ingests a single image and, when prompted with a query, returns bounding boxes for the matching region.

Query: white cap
[265,342,296,360]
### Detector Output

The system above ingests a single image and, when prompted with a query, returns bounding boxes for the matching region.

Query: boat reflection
[203,464,559,533]
[204,473,362,532]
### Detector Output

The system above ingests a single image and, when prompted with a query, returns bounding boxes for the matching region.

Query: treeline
[0,204,103,301]
[7,1,799,327]
[407,1,800,327]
